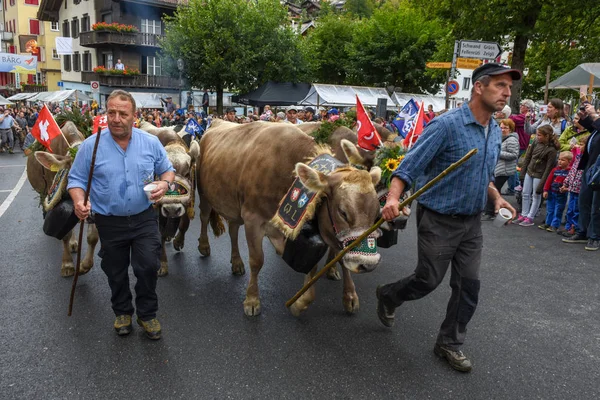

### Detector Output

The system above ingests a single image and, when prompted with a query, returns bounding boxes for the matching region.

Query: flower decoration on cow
[373,144,408,188]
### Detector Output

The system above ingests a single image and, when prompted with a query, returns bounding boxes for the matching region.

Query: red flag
[403,101,425,148]
[356,95,382,151]
[30,105,63,153]
[92,114,108,134]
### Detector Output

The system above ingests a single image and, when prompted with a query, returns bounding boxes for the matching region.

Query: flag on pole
[403,101,425,148]
[356,95,382,151]
[392,99,420,139]
[184,117,204,137]
[92,114,108,134]
[30,104,63,153]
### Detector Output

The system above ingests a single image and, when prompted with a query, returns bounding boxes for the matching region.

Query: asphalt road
[1,150,599,399]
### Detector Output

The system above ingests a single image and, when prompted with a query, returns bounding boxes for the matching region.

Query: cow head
[295,163,382,273]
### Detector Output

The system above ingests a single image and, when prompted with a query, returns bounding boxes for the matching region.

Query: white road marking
[0,190,13,193]
[0,167,28,219]
[0,165,25,168]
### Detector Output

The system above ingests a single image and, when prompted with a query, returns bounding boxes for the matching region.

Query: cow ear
[369,166,382,186]
[34,151,71,171]
[188,140,200,162]
[295,163,328,192]
[341,139,365,167]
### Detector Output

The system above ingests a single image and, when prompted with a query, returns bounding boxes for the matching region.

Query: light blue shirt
[0,114,15,129]
[68,128,174,216]
[392,102,501,215]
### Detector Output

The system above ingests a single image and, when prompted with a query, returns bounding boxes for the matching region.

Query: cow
[27,121,99,277]
[196,119,383,317]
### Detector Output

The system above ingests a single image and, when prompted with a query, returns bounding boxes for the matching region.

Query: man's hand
[74,200,91,220]
[494,197,517,222]
[543,191,548,199]
[149,180,170,202]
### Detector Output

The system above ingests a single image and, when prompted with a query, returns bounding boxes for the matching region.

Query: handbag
[586,154,600,191]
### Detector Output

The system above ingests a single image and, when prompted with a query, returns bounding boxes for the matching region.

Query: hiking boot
[546,226,557,233]
[376,285,396,328]
[519,217,534,227]
[434,343,473,372]
[560,227,576,237]
[137,317,161,340]
[537,223,550,230]
[562,233,588,243]
[585,239,600,251]
[114,315,132,336]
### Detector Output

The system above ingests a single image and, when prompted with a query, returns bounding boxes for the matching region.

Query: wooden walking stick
[286,148,478,309]
[68,127,102,316]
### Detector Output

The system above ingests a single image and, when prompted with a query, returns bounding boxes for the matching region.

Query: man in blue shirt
[376,63,520,372]
[68,89,175,340]
[0,108,18,154]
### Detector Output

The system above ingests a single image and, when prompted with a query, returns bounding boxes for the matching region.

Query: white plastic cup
[493,208,513,227]
[144,183,157,202]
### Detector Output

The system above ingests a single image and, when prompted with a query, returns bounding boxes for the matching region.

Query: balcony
[123,0,189,9]
[21,84,48,92]
[1,32,13,41]
[79,31,163,48]
[81,72,180,89]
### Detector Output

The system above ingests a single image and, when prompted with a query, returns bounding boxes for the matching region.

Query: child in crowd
[559,144,586,236]
[538,151,572,232]
[260,105,273,121]
[515,125,560,226]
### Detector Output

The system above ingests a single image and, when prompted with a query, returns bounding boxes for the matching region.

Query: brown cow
[27,121,99,277]
[196,120,382,316]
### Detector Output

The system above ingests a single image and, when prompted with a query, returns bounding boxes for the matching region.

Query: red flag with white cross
[92,115,108,134]
[30,104,63,153]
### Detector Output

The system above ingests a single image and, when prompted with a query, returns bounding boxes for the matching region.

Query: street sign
[447,80,459,96]
[426,62,451,69]
[459,40,502,60]
[90,81,99,93]
[57,81,64,87]
[456,58,482,70]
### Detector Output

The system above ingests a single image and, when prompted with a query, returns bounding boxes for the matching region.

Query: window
[73,52,80,72]
[81,14,90,32]
[25,0,39,4]
[63,55,71,72]
[71,18,79,39]
[462,77,470,91]
[101,14,112,24]
[145,56,161,76]
[62,20,69,37]
[82,51,91,71]
[51,21,59,31]
[141,19,161,35]
[9,0,15,6]
[103,52,113,69]
[52,48,59,59]
[29,19,40,35]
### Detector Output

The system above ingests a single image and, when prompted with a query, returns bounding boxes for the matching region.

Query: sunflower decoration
[374,144,408,188]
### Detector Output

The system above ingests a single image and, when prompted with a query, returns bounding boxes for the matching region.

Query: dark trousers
[484,175,510,215]
[578,172,600,240]
[380,205,483,350]
[95,207,161,320]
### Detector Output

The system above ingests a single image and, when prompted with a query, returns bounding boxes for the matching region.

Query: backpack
[561,119,567,133]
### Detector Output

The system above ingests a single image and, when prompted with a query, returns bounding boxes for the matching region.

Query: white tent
[298,83,395,108]
[32,90,91,103]
[0,94,13,105]
[548,63,600,90]
[130,92,175,108]
[392,92,447,112]
[7,92,38,101]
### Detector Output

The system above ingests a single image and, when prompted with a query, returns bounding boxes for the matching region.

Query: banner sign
[0,53,37,73]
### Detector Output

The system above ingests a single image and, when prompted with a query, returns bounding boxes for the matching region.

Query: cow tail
[210,209,225,237]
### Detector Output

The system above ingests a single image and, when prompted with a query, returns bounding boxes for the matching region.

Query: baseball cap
[304,107,315,114]
[471,63,522,84]
[276,111,285,119]
[327,108,339,115]
[226,107,236,113]
[287,105,298,112]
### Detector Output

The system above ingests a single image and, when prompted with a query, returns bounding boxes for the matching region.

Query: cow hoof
[80,259,94,274]
[343,296,360,314]
[158,268,168,277]
[198,243,211,257]
[243,299,261,316]
[231,259,245,276]
[326,266,342,281]
[289,302,307,317]
[61,264,75,277]
[78,267,90,276]
[173,236,185,251]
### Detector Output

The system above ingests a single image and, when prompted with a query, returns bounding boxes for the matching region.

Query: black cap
[304,107,315,114]
[471,63,522,84]
[226,107,236,113]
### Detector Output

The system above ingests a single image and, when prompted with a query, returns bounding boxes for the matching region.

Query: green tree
[161,0,305,114]
[344,0,377,18]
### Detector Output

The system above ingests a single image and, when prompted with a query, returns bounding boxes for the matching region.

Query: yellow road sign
[426,62,451,69]
[456,58,482,69]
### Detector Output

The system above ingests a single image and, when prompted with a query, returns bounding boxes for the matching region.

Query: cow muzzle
[337,229,381,273]
[160,204,186,219]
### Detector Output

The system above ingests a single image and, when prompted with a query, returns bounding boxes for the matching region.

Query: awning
[130,92,174,108]
[0,94,14,105]
[7,93,38,101]
[298,83,394,108]
[32,90,92,103]
[234,81,312,107]
[548,63,600,90]
[392,92,446,112]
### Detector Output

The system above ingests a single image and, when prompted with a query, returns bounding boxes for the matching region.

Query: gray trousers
[0,128,13,149]
[380,204,483,350]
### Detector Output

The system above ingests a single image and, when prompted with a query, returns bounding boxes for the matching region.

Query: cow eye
[339,208,348,222]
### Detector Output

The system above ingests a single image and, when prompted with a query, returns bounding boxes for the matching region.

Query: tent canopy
[7,92,38,101]
[8,90,91,103]
[548,63,600,90]
[234,81,312,107]
[0,94,14,105]
[299,83,394,108]
[392,92,446,112]
[130,92,178,108]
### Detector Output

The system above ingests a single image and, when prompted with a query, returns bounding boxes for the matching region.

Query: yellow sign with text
[426,62,451,69]
[457,58,482,69]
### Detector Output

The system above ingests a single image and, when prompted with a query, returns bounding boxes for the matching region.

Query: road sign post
[90,81,99,93]
[446,40,459,109]
[458,40,502,60]
[447,80,460,96]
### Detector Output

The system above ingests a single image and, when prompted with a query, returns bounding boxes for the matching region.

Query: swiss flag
[92,115,108,134]
[356,95,382,151]
[30,104,62,153]
[403,101,425,148]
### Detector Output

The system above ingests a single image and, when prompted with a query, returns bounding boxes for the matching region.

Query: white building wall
[58,1,97,85]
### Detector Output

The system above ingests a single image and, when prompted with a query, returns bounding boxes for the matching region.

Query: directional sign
[459,40,502,60]
[90,81,99,93]
[447,80,459,96]
[456,58,482,70]
[426,62,451,69]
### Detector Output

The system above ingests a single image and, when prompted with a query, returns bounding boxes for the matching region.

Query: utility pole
[446,40,459,110]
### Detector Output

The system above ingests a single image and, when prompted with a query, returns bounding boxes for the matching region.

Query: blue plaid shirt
[392,102,501,215]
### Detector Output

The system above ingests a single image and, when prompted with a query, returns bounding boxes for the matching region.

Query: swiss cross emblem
[38,120,50,142]
[291,188,301,202]
[99,115,107,125]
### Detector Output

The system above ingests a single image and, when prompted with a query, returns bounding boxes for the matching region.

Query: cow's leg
[242,215,265,316]
[80,223,98,275]
[289,265,318,317]
[198,196,211,257]
[325,248,342,281]
[158,236,168,277]
[342,266,359,314]
[68,228,78,253]
[61,230,75,277]
[173,214,190,251]
[229,221,245,276]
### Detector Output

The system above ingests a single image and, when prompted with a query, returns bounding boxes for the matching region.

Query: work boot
[137,317,162,340]
[434,343,473,372]
[114,315,132,336]
[376,285,396,328]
